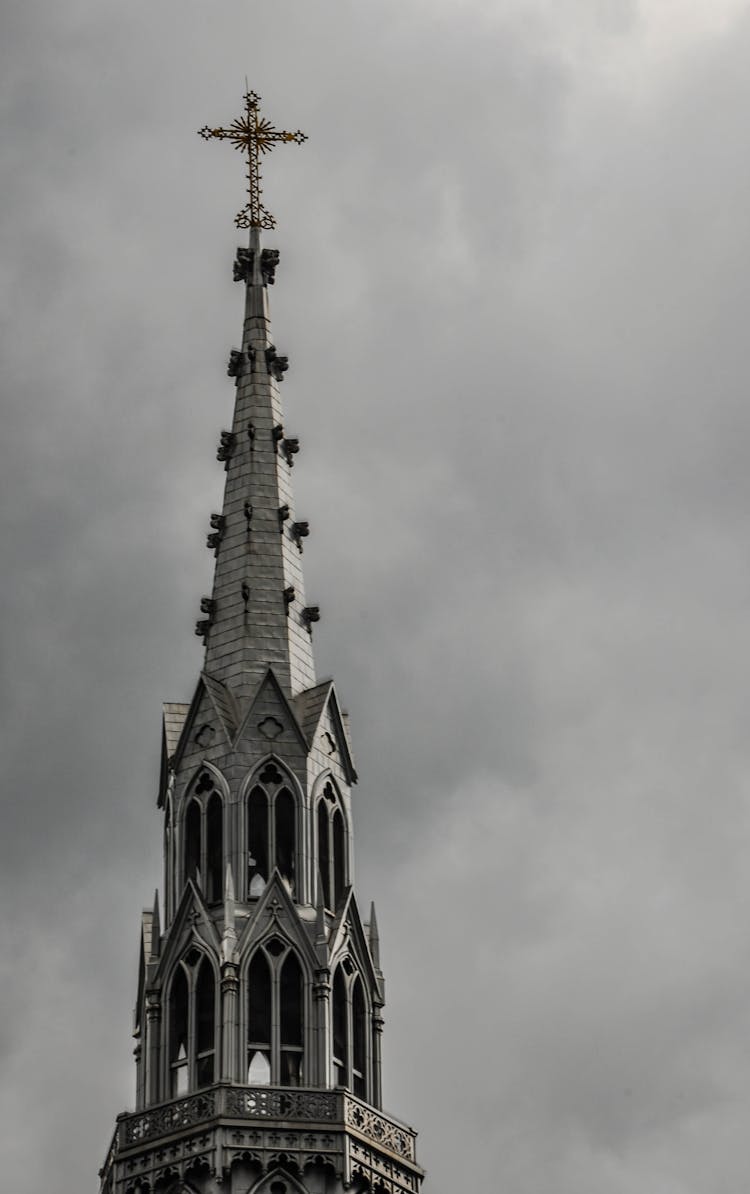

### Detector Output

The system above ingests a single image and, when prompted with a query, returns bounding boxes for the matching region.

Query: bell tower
[97,91,424,1194]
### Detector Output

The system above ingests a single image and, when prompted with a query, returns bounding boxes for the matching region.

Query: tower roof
[199,227,316,701]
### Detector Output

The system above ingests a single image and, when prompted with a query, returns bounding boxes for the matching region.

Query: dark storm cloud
[2,2,750,1191]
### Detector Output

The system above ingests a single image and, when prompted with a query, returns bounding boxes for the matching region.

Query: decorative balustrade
[114,1084,416,1163]
[343,1094,415,1161]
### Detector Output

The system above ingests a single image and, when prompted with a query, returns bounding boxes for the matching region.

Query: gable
[328,888,382,1000]
[154,880,221,986]
[236,870,318,970]
[201,670,241,740]
[297,682,357,784]
[234,668,308,755]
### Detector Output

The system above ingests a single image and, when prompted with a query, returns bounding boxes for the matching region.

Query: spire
[368,900,380,968]
[149,890,161,963]
[199,227,316,700]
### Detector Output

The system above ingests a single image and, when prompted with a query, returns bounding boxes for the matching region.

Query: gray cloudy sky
[2,0,750,1190]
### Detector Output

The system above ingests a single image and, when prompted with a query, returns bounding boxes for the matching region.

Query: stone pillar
[145,993,161,1107]
[372,1007,384,1109]
[133,1040,144,1111]
[221,962,240,1082]
[313,968,331,1088]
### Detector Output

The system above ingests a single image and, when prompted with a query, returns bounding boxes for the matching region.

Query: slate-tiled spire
[99,122,424,1193]
[202,226,315,699]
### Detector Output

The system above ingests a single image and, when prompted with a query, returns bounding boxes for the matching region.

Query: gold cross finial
[199,90,307,229]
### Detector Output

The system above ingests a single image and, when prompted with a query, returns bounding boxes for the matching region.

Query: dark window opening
[275,788,295,884]
[248,786,269,898]
[352,978,367,1099]
[248,951,272,1043]
[280,952,303,1087]
[169,967,189,1097]
[206,793,223,903]
[260,762,282,786]
[332,809,345,909]
[195,960,215,1088]
[248,950,272,1085]
[332,967,347,1087]
[184,801,201,885]
[318,801,331,909]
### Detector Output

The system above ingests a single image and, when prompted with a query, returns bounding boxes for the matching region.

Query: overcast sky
[3,1,750,1191]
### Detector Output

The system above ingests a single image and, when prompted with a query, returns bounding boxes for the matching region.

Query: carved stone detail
[291,521,309,551]
[217,430,237,468]
[260,247,280,284]
[124,1092,217,1145]
[258,716,284,740]
[344,1097,414,1161]
[224,1088,338,1120]
[265,345,289,381]
[207,513,225,556]
[233,246,252,282]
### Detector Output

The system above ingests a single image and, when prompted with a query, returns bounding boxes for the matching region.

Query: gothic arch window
[316,783,348,911]
[169,965,189,1096]
[182,770,224,902]
[331,963,370,1099]
[246,940,306,1087]
[164,793,175,921]
[245,762,298,898]
[332,966,347,1087]
[195,957,216,1087]
[168,953,217,1096]
[279,951,303,1086]
[352,977,366,1099]
[247,951,271,1083]
[205,793,223,903]
[184,800,201,884]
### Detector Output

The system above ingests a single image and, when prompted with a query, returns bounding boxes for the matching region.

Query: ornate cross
[199,90,307,229]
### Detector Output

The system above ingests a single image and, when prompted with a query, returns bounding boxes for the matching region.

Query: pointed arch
[205,792,223,903]
[184,800,201,885]
[315,778,349,912]
[242,757,301,900]
[352,976,367,1098]
[166,951,218,1098]
[247,951,272,1084]
[275,788,296,884]
[247,786,269,897]
[168,965,189,1096]
[332,966,347,1087]
[248,1169,312,1194]
[279,951,303,1086]
[317,800,331,908]
[332,808,345,910]
[245,940,306,1087]
[195,957,216,1088]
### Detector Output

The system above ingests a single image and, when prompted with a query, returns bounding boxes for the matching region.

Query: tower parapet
[98,93,423,1194]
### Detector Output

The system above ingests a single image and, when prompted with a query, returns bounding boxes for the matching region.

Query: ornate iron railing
[115,1084,416,1162]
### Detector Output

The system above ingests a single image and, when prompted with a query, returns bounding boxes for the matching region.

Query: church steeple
[98,90,423,1194]
[199,224,316,699]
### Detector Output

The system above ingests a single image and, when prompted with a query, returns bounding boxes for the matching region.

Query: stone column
[145,993,161,1107]
[313,968,331,1088]
[371,1007,384,1109]
[221,962,240,1082]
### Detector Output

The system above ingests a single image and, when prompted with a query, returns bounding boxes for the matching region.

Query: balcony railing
[115,1083,417,1163]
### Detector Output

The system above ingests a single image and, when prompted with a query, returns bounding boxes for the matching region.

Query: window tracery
[246,940,305,1086]
[246,762,298,898]
[168,954,216,1096]
[181,770,225,902]
[331,962,369,1099]
[316,782,347,910]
